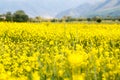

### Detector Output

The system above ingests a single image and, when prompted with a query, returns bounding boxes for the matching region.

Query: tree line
[0,10,29,22]
[51,16,120,23]
[1,10,120,23]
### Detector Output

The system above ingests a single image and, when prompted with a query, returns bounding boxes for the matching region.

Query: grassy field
[0,22,120,80]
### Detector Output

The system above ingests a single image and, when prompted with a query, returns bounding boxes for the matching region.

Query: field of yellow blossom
[0,22,120,80]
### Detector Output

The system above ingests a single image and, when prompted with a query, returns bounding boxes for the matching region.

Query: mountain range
[56,0,120,18]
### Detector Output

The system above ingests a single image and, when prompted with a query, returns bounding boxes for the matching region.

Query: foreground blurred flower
[68,51,88,66]
[73,74,85,80]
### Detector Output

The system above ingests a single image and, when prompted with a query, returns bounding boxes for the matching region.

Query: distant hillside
[56,3,95,18]
[56,0,120,18]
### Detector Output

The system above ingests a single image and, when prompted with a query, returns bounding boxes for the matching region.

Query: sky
[0,0,105,18]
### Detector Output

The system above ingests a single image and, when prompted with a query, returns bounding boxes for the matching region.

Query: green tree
[35,16,42,22]
[96,18,102,23]
[51,18,58,22]
[92,16,102,23]
[87,18,91,22]
[5,12,13,22]
[13,10,29,22]
[118,18,120,21]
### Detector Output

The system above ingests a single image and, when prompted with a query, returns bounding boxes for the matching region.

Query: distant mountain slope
[95,0,120,11]
[56,0,120,18]
[56,3,96,18]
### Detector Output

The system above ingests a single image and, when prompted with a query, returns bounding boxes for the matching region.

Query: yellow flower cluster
[0,22,120,80]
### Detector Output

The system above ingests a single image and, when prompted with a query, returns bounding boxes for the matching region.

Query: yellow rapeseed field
[0,22,120,80]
